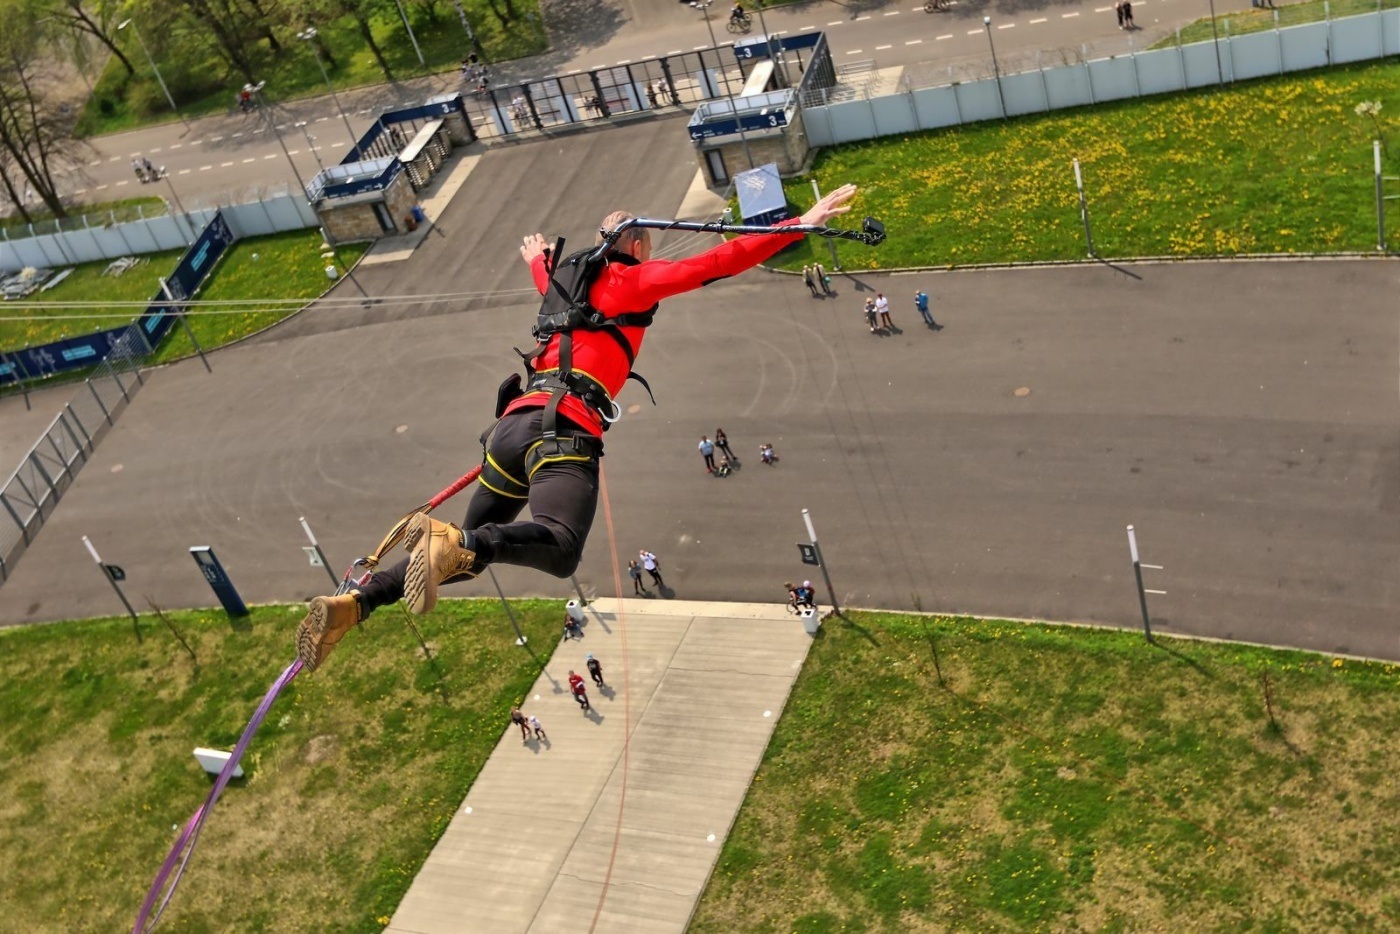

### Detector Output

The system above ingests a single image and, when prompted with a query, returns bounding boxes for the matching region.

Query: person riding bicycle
[730,2,746,23]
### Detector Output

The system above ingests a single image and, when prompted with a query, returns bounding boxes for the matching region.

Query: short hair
[598,210,650,253]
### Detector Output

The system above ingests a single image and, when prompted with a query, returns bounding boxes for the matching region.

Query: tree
[49,0,137,77]
[0,0,86,218]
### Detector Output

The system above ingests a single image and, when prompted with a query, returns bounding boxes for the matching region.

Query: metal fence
[0,322,152,584]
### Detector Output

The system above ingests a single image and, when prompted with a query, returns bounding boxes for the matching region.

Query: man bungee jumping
[295,184,861,672]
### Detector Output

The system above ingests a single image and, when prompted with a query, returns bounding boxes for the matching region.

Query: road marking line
[74,188,87,194]
[89,160,102,167]
[263,154,277,159]
[799,25,814,30]
[149,147,162,153]
[847,48,864,54]
[693,44,708,49]
[1095,4,1112,10]
[209,136,223,142]
[855,14,870,20]
[188,139,202,145]
[668,49,682,54]
[109,156,120,162]
[242,158,255,163]
[95,184,108,190]
[288,150,300,155]
[876,43,892,49]
[1030,16,1047,23]
[906,39,923,44]
[116,180,128,186]
[313,116,327,123]
[617,58,631,64]
[827,20,843,25]
[1063,11,1080,16]
[199,165,212,171]
[967,28,981,34]
[169,143,181,149]
[884,9,899,14]
[220,161,234,167]
[178,169,191,175]
[998,22,1015,28]
[937,33,953,39]
[231,132,243,138]
[332,141,346,147]
[129,151,140,157]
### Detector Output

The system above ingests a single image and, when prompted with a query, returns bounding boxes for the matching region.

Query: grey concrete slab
[386,603,813,934]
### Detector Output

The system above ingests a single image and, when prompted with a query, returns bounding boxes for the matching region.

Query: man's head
[599,210,652,261]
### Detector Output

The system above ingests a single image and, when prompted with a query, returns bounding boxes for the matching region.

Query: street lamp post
[116,19,189,128]
[296,121,325,172]
[247,82,310,200]
[296,27,358,146]
[389,0,426,66]
[1206,0,1226,89]
[690,0,755,170]
[983,16,1008,120]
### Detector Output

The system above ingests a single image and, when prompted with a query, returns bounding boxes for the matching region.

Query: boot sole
[403,513,437,615]
[296,597,332,672]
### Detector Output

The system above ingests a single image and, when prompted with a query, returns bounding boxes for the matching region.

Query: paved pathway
[386,599,814,934]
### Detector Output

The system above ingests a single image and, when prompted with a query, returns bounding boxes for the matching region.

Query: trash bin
[410,204,427,225]
[800,606,820,635]
[566,599,585,624]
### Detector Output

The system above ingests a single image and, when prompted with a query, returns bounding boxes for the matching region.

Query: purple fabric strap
[133,658,303,933]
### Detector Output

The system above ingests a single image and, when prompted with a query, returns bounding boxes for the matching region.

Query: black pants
[359,408,600,613]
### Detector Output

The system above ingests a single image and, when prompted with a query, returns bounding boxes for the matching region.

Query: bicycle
[726,12,752,33]
[924,0,951,11]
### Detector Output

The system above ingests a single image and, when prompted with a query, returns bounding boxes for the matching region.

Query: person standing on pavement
[802,265,820,297]
[875,292,894,330]
[510,706,530,743]
[586,653,606,688]
[813,262,835,296]
[915,290,939,329]
[864,297,879,333]
[628,559,647,595]
[568,670,591,711]
[1115,0,1125,27]
[640,549,664,587]
[699,435,717,473]
[715,428,735,462]
[1122,1,1134,27]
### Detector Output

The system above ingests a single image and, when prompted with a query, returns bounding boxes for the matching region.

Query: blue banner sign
[689,108,790,141]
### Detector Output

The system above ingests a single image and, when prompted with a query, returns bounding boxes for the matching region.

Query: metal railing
[0,322,152,584]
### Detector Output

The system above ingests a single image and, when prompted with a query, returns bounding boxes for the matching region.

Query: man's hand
[520,233,549,265]
[799,183,858,228]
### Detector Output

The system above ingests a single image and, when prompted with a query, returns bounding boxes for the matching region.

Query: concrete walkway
[386,599,815,934]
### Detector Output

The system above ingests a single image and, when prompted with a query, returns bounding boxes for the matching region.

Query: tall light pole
[749,2,785,87]
[117,19,189,128]
[389,0,426,66]
[296,27,358,145]
[248,82,310,200]
[691,0,754,170]
[296,121,325,172]
[983,16,1008,120]
[1206,0,1226,89]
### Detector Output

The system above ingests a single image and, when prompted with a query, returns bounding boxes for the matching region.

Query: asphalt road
[58,0,1235,206]
[2,118,1396,662]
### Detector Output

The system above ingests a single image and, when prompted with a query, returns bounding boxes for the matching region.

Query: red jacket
[506,220,804,435]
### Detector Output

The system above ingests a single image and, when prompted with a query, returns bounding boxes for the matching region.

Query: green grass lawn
[691,613,1400,931]
[0,196,166,238]
[6,602,1398,930]
[0,599,563,932]
[0,228,367,364]
[77,4,547,137]
[1153,0,1400,48]
[774,59,1400,271]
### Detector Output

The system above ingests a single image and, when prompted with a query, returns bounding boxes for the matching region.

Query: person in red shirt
[295,184,860,672]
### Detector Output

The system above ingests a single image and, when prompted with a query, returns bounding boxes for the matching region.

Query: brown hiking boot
[402,512,477,615]
[296,592,365,673]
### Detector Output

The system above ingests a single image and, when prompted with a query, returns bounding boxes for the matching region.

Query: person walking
[628,559,647,595]
[699,436,717,473]
[528,713,547,741]
[1122,0,1134,27]
[813,262,835,296]
[510,706,530,743]
[864,297,879,333]
[1115,0,1125,27]
[586,653,606,688]
[914,290,940,329]
[802,265,820,297]
[640,549,664,587]
[293,186,862,673]
[715,428,735,462]
[568,670,591,711]
[875,292,894,330]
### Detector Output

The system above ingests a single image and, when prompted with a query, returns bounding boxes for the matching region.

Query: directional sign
[798,543,820,566]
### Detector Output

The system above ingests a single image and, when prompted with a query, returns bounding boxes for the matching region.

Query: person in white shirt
[874,292,894,330]
[639,549,664,587]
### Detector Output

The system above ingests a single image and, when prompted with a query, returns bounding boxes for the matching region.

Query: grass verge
[0,228,368,362]
[6,603,1398,930]
[0,196,167,239]
[691,613,1400,931]
[0,599,563,932]
[773,58,1400,271]
[1152,0,1400,48]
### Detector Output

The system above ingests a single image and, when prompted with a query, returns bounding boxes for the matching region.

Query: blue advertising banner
[1,210,236,386]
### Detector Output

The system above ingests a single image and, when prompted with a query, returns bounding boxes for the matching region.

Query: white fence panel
[953,80,1005,124]
[826,98,878,145]
[1332,15,1386,63]
[1179,41,1228,89]
[1086,56,1139,103]
[1002,72,1047,117]
[1137,46,1187,96]
[870,94,920,137]
[911,85,965,131]
[1279,22,1331,71]
[1042,64,1094,110]
[1232,31,1283,81]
